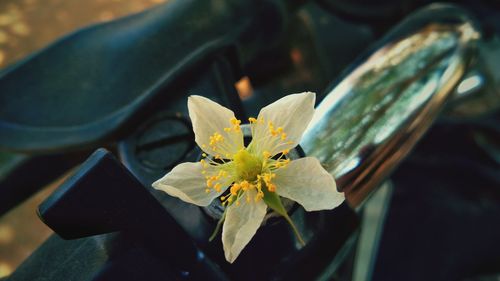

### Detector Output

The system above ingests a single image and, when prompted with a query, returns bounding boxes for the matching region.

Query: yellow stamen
[202,119,294,210]
[209,132,225,151]
[255,191,264,202]
[230,117,241,126]
[263,151,271,159]
[240,180,250,191]
[230,117,242,132]
[230,183,241,195]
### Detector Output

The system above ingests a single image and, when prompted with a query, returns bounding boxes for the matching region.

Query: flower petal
[188,95,244,157]
[273,157,344,211]
[152,162,230,206]
[222,189,267,263]
[249,92,315,156]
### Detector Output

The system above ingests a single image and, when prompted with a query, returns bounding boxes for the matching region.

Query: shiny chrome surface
[446,35,500,118]
[301,4,481,207]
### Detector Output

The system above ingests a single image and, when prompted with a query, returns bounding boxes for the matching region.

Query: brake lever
[0,0,288,153]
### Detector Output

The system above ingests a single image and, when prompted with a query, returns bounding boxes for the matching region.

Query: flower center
[233,149,262,181]
[200,117,294,207]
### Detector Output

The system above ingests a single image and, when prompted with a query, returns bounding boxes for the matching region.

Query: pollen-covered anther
[268,122,289,139]
[230,117,241,126]
[260,172,277,193]
[240,180,250,191]
[274,158,290,169]
[263,151,271,159]
[255,190,264,202]
[252,181,264,202]
[230,183,241,195]
[229,117,242,132]
[268,121,279,137]
[209,132,224,150]
[206,172,226,190]
[248,117,257,124]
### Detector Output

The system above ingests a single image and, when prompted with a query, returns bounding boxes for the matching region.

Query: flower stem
[261,182,306,246]
[209,209,227,242]
[283,214,305,246]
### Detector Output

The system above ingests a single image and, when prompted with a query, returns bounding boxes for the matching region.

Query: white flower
[153,92,344,263]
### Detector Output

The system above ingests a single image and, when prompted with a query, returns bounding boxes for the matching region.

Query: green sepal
[262,185,288,217]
